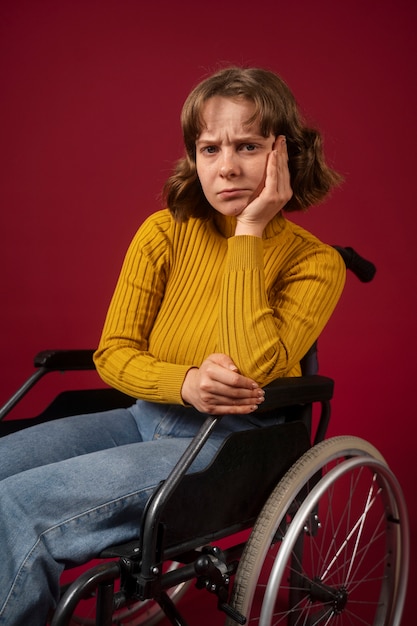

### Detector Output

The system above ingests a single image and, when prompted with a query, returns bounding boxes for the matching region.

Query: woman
[0,67,345,625]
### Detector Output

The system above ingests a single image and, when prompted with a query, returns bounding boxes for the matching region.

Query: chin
[214,203,246,217]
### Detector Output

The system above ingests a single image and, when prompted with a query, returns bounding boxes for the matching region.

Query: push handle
[334,246,376,282]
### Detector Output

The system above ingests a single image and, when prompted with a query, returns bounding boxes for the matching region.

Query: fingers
[203,354,258,390]
[235,136,293,238]
[181,354,265,415]
[196,391,265,416]
[205,352,240,374]
[268,135,292,203]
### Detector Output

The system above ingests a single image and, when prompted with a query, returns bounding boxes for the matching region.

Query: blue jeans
[0,400,282,625]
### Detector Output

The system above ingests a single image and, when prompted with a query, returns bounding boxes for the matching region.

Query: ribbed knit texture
[94,209,345,404]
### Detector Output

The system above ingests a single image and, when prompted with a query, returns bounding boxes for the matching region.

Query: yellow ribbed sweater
[94,209,345,404]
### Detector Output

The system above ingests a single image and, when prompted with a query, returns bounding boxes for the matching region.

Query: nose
[219,150,239,177]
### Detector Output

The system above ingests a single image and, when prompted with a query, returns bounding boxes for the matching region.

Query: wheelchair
[0,247,409,626]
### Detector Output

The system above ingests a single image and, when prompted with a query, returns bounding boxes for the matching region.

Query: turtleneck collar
[212,211,287,240]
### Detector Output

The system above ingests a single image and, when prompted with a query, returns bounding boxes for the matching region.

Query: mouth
[217,188,249,199]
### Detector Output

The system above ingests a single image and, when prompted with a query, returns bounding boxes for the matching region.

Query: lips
[218,188,248,199]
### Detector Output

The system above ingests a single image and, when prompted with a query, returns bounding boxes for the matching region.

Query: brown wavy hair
[164,67,343,220]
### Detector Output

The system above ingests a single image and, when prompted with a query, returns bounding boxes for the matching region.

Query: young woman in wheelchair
[0,66,345,625]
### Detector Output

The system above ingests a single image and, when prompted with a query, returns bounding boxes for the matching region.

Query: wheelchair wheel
[69,560,191,626]
[227,436,409,626]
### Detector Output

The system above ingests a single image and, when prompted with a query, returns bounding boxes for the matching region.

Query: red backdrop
[1,0,415,622]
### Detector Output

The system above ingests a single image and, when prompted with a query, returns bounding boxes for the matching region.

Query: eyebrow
[195,133,266,145]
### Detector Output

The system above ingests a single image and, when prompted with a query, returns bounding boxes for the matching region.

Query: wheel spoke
[227,437,408,626]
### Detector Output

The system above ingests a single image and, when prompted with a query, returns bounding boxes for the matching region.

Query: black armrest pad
[260,375,334,411]
[34,349,96,371]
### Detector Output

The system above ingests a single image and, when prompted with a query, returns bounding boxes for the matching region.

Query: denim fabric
[0,400,283,625]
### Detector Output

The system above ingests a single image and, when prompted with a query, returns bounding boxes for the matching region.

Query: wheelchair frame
[0,248,409,626]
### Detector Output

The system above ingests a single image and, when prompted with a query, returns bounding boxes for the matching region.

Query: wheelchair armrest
[34,349,96,371]
[260,374,334,411]
[1,350,97,421]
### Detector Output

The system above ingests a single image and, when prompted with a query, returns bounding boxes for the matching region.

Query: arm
[93,214,191,404]
[94,214,264,412]
[217,237,346,384]
[217,137,346,383]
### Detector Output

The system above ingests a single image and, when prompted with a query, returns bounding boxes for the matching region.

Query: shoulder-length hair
[164,67,343,220]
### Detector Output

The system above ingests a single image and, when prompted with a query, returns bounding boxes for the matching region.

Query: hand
[235,135,293,238]
[181,353,265,415]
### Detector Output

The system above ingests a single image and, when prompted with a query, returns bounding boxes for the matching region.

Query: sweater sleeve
[93,215,191,404]
[217,235,346,385]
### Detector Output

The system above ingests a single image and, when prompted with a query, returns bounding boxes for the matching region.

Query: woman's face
[195,96,275,216]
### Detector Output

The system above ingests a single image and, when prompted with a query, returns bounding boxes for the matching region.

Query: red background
[1,0,415,622]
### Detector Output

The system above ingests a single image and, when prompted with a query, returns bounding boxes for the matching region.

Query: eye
[240,143,257,152]
[202,145,218,154]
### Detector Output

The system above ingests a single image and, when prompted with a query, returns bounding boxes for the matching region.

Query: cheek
[196,164,213,194]
[250,157,269,185]
[195,160,204,184]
